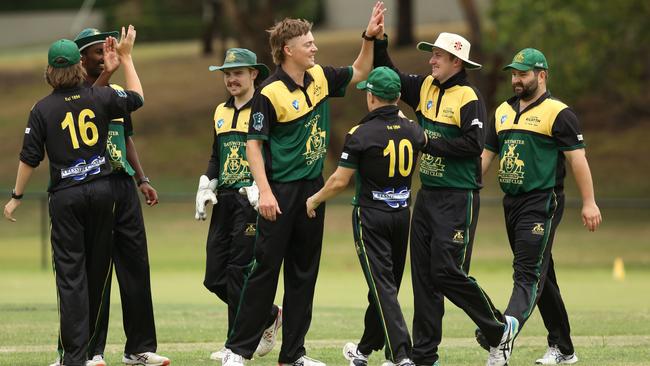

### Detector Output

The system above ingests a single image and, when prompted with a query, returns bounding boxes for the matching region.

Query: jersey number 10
[61,109,99,149]
[383,139,413,177]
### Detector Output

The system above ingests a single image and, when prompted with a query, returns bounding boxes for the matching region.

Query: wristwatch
[136,177,150,186]
[362,30,376,41]
[11,188,23,200]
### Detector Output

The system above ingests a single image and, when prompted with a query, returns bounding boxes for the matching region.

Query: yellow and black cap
[74,28,119,52]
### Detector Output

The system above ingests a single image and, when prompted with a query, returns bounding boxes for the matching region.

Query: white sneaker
[279,356,326,366]
[122,352,170,366]
[342,342,368,366]
[395,359,416,366]
[486,315,519,366]
[49,357,61,366]
[380,362,394,366]
[87,354,107,366]
[255,306,283,357]
[222,350,245,366]
[210,346,227,360]
[535,346,578,364]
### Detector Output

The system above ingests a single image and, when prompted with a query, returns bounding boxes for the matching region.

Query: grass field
[1,200,649,366]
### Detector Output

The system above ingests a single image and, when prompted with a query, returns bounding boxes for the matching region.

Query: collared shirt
[486,91,585,195]
[339,105,426,211]
[20,85,143,192]
[374,38,486,190]
[247,64,352,182]
[206,96,254,189]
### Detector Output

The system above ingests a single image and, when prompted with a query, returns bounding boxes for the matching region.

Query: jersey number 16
[383,139,413,177]
[61,109,99,149]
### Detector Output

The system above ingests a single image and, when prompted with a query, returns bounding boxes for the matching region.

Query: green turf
[1,202,649,365]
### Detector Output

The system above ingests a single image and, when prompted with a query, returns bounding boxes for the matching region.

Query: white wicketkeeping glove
[195,175,218,220]
[238,180,259,211]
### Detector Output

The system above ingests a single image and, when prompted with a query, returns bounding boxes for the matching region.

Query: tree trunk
[221,0,276,67]
[396,0,414,47]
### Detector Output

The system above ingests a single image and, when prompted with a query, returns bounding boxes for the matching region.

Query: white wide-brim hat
[417,32,482,70]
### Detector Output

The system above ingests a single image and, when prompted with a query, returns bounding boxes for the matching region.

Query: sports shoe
[535,346,578,364]
[279,355,326,366]
[486,315,519,366]
[122,352,170,366]
[342,342,368,366]
[49,357,61,366]
[256,306,283,357]
[222,350,245,366]
[380,359,417,366]
[87,354,107,366]
[210,346,227,360]
[380,361,394,366]
[475,328,490,351]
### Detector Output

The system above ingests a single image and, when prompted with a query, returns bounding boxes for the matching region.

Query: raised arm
[350,1,386,85]
[564,148,602,231]
[117,25,144,99]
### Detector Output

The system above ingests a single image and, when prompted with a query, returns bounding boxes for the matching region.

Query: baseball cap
[417,32,482,69]
[74,28,119,51]
[209,48,270,80]
[356,66,401,100]
[503,48,548,71]
[48,39,81,68]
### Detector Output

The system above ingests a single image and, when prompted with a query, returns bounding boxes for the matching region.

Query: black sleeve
[338,128,363,169]
[205,130,220,179]
[96,86,144,120]
[410,121,427,151]
[374,36,426,110]
[123,114,134,136]
[423,96,486,158]
[322,65,353,97]
[485,113,499,152]
[552,108,586,150]
[19,107,46,168]
[248,91,277,141]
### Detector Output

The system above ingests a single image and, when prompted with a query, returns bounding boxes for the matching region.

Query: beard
[513,78,539,101]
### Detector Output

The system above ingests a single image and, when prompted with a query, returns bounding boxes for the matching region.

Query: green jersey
[486,92,585,195]
[107,84,135,176]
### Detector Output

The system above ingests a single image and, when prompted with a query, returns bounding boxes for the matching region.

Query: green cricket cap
[356,66,401,100]
[48,39,81,68]
[208,48,270,80]
[503,48,548,71]
[74,28,119,51]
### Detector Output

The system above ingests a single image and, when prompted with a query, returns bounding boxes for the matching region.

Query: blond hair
[45,63,86,89]
[267,18,312,65]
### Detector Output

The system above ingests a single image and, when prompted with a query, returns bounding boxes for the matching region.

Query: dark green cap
[356,66,401,100]
[74,28,119,51]
[503,48,548,71]
[209,48,270,80]
[48,39,80,68]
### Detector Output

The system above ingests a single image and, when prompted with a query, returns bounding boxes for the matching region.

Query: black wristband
[11,188,23,200]
[137,177,150,186]
[362,30,376,41]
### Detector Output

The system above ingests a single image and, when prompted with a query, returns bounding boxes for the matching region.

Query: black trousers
[410,188,504,365]
[50,178,114,366]
[203,190,277,333]
[353,206,412,363]
[92,173,157,355]
[226,178,325,363]
[503,190,574,355]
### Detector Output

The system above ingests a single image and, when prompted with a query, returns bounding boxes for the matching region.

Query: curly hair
[267,18,313,65]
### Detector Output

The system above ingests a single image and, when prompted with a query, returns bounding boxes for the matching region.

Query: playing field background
[1,198,648,366]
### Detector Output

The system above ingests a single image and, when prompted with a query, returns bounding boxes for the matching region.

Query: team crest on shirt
[500,114,508,124]
[222,142,250,185]
[217,118,224,128]
[532,223,545,235]
[106,131,123,169]
[303,114,326,165]
[244,223,256,236]
[252,112,264,131]
[427,100,433,110]
[452,230,465,244]
[292,99,300,110]
[498,142,525,185]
